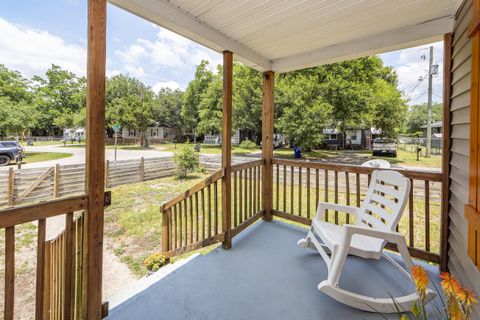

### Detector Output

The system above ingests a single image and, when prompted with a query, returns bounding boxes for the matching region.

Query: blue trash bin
[293,146,302,158]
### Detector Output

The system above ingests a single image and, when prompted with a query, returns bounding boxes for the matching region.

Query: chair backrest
[357,170,411,232]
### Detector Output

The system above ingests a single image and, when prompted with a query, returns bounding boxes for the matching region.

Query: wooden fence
[0,157,176,208]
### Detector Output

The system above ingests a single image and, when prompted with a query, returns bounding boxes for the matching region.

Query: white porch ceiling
[109,0,460,73]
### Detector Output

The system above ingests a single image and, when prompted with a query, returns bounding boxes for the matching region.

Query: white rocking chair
[297,170,436,313]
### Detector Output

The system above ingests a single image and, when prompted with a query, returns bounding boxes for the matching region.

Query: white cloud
[124,65,145,78]
[152,81,181,93]
[115,27,222,71]
[0,17,86,77]
[115,43,147,65]
[381,41,443,105]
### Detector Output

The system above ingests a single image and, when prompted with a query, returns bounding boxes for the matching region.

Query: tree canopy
[0,56,410,150]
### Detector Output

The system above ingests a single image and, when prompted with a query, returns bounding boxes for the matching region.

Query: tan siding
[448,0,480,312]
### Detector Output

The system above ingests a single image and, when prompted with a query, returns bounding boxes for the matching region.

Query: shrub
[239,139,257,149]
[174,145,199,178]
[143,253,165,272]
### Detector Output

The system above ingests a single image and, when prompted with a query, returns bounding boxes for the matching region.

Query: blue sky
[0,0,442,105]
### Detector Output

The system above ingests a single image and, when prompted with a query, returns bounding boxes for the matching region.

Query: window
[129,130,136,137]
[350,135,357,141]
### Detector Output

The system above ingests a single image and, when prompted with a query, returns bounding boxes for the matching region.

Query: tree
[0,65,36,137]
[405,102,442,135]
[153,88,184,129]
[182,60,214,141]
[275,56,405,148]
[370,79,408,138]
[233,63,263,141]
[0,96,37,137]
[32,65,86,134]
[197,67,223,135]
[106,74,155,147]
[0,64,32,103]
[275,74,333,150]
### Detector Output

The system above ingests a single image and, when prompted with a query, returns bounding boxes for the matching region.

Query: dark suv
[0,141,24,166]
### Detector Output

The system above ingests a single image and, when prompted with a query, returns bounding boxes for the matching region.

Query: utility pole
[426,46,434,158]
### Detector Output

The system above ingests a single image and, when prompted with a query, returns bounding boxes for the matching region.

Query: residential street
[1,144,174,170]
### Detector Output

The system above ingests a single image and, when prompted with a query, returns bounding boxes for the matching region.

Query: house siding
[449,0,480,316]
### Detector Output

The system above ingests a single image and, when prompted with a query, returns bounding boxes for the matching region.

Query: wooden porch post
[262,71,275,221]
[440,33,452,272]
[83,0,107,318]
[222,51,233,249]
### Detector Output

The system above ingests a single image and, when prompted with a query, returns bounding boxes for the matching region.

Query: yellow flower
[458,288,478,308]
[411,266,429,298]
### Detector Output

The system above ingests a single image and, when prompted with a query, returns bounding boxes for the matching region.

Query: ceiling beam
[271,17,454,73]
[109,0,272,71]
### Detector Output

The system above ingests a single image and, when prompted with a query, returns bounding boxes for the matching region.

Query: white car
[372,138,397,157]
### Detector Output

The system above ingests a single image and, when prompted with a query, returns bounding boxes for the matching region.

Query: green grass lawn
[105,173,216,277]
[22,151,72,163]
[105,168,440,277]
[273,148,441,169]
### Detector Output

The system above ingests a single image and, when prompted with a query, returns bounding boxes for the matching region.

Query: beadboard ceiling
[110,0,461,72]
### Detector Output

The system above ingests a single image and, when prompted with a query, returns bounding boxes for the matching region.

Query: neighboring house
[420,120,443,138]
[323,128,381,150]
[203,129,241,145]
[121,125,181,142]
[63,128,85,141]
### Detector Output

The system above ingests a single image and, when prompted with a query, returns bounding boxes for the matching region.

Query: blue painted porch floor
[107,220,442,320]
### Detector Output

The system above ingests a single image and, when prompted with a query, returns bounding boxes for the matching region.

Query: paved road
[2,144,174,170]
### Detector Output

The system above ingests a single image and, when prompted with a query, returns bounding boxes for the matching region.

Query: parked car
[0,141,24,166]
[372,138,397,157]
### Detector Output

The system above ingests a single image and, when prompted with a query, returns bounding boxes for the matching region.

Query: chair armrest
[315,202,360,220]
[343,224,405,243]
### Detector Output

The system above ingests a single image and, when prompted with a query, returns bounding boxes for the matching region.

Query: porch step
[107,253,201,311]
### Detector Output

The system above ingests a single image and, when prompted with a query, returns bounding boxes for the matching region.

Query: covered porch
[107,220,442,320]
[2,0,480,319]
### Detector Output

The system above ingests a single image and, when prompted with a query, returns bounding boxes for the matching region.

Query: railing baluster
[174,205,178,249]
[201,189,206,241]
[208,185,212,238]
[334,171,339,224]
[276,164,279,210]
[356,173,361,207]
[345,172,350,224]
[298,167,302,217]
[253,166,257,216]
[234,171,238,227]
[179,202,183,246]
[315,169,319,215]
[283,165,287,212]
[257,165,261,212]
[290,166,294,215]
[36,219,46,319]
[184,199,188,244]
[249,167,253,218]
[307,168,311,219]
[190,196,194,244]
[195,193,199,242]
[239,170,243,224]
[324,169,329,221]
[5,226,15,320]
[409,179,414,248]
[64,212,74,320]
[214,181,219,235]
[244,169,248,222]
[425,180,430,252]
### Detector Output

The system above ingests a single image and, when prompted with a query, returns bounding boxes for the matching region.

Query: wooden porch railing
[271,159,443,264]
[161,160,265,259]
[161,158,444,265]
[0,192,110,320]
